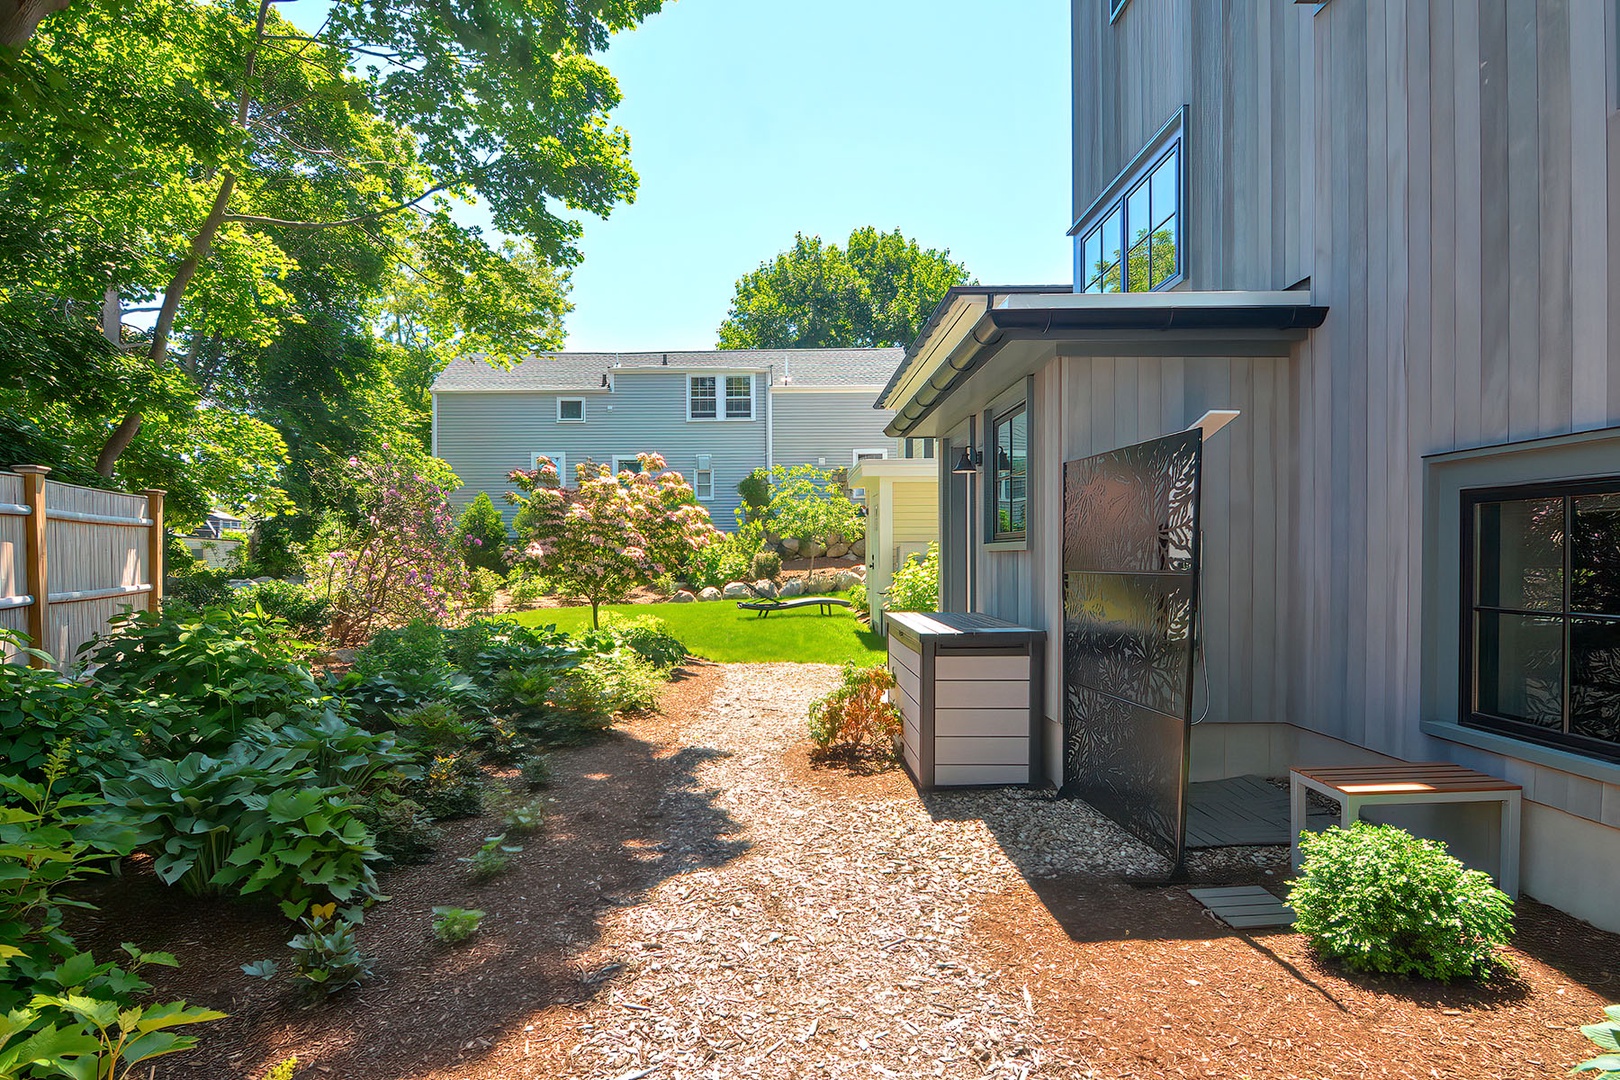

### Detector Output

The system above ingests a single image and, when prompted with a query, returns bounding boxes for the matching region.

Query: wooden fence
[0,466,163,669]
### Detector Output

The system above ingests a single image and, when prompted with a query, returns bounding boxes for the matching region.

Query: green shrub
[431,906,486,944]
[736,467,771,524]
[355,790,441,868]
[236,579,331,640]
[469,566,504,611]
[750,549,782,582]
[286,902,374,1000]
[408,752,485,820]
[460,834,521,881]
[346,620,479,720]
[502,798,545,835]
[1287,821,1513,981]
[684,525,761,589]
[886,543,939,613]
[505,566,548,607]
[0,637,140,787]
[395,701,482,755]
[595,614,687,670]
[848,581,868,615]
[807,664,901,756]
[164,540,235,610]
[1575,1005,1620,1077]
[551,650,662,736]
[519,754,552,790]
[456,492,510,574]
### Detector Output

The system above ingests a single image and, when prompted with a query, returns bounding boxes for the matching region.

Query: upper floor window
[1073,111,1185,294]
[556,397,585,422]
[1108,0,1130,20]
[689,373,754,420]
[1462,479,1620,761]
[990,404,1027,542]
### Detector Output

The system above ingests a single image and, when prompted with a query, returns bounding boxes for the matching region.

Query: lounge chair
[735,582,852,618]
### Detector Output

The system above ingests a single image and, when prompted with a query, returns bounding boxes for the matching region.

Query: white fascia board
[430,386,610,394]
[770,384,889,394]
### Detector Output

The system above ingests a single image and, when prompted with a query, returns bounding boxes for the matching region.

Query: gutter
[766,364,775,470]
[431,391,438,457]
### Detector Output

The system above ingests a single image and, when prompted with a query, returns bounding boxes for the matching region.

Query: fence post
[13,465,49,667]
[141,490,165,612]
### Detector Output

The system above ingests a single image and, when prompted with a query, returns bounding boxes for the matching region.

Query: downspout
[431,391,439,458]
[765,365,775,471]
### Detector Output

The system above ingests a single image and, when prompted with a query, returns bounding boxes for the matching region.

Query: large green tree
[717,227,972,350]
[1,0,657,501]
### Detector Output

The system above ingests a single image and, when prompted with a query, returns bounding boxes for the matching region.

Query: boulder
[825,542,850,559]
[801,538,827,559]
[722,581,751,599]
[752,579,778,599]
[780,537,801,555]
[669,590,696,603]
[835,570,862,592]
[807,574,839,595]
[850,538,866,559]
[778,578,805,598]
[698,586,723,602]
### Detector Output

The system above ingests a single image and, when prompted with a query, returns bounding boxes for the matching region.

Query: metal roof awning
[879,287,1328,438]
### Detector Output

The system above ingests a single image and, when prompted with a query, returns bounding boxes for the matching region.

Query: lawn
[505,592,886,665]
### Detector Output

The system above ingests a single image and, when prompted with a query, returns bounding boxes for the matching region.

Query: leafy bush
[761,463,863,574]
[164,539,235,610]
[432,906,486,944]
[1574,1005,1620,1077]
[807,664,901,757]
[468,566,504,611]
[456,492,510,574]
[505,566,548,607]
[519,754,552,790]
[408,753,485,820]
[460,834,521,881]
[235,579,331,640]
[395,701,482,755]
[1287,821,1514,981]
[736,467,770,524]
[502,798,545,835]
[750,549,782,582]
[0,641,139,787]
[683,524,761,590]
[849,581,867,614]
[595,614,687,670]
[355,791,441,868]
[552,650,663,733]
[286,902,374,1000]
[886,543,939,613]
[346,620,479,720]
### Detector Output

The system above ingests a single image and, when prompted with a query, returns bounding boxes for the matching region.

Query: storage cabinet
[885,611,1045,789]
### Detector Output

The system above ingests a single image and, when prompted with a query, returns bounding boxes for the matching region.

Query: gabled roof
[433,348,905,392]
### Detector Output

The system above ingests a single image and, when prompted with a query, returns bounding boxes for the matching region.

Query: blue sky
[286,0,1075,351]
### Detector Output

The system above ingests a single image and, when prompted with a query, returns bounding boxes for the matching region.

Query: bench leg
[1290,777,1307,874]
[1500,793,1521,899]
[1341,795,1359,830]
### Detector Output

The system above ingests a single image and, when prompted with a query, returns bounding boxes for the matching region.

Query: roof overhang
[848,457,938,485]
[879,288,1328,438]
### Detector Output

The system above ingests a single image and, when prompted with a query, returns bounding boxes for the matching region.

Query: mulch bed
[76,661,1619,1080]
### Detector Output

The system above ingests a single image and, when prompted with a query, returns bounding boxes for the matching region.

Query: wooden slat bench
[1289,763,1522,898]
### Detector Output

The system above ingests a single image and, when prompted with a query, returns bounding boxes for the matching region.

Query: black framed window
[1462,478,1620,761]
[990,404,1027,542]
[1080,142,1180,294]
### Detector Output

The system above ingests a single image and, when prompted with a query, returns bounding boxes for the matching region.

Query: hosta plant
[1287,821,1513,981]
[431,906,486,944]
[1574,1005,1620,1077]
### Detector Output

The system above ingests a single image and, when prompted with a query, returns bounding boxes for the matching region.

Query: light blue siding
[772,390,899,469]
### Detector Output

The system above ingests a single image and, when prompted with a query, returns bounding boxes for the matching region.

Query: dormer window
[1072,109,1185,294]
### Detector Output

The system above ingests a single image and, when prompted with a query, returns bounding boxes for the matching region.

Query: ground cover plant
[508,593,883,665]
[431,907,486,944]
[1288,820,1515,981]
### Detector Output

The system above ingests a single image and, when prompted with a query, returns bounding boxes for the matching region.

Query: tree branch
[0,0,71,49]
[221,184,448,228]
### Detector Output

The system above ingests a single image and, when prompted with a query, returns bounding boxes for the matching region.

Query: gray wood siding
[771,391,899,469]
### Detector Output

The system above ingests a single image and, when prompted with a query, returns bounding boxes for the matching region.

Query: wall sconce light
[952,447,980,474]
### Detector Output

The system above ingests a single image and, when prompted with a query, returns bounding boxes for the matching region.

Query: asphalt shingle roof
[432,348,904,392]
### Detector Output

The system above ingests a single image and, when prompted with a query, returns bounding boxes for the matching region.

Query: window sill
[984,539,1027,553]
[1421,719,1620,787]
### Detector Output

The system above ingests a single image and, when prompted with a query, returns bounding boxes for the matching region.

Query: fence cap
[10,465,51,476]
[138,489,167,497]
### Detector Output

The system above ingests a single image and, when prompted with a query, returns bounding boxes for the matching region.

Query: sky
[285,0,1076,352]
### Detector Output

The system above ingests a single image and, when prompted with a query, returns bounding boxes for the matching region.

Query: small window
[556,397,585,422]
[990,405,1027,542]
[689,376,717,420]
[694,467,714,501]
[1077,131,1182,293]
[853,448,888,465]
[1462,479,1620,761]
[611,455,648,476]
[531,451,568,486]
[724,375,754,419]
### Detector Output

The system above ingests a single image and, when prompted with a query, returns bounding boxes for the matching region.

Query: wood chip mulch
[100,662,1619,1080]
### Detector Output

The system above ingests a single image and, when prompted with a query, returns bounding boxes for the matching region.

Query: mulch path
[82,662,1619,1079]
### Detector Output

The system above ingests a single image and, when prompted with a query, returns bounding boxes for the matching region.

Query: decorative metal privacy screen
[1062,429,1203,867]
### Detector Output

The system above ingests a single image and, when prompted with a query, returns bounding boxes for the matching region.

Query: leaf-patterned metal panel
[1062,429,1203,866]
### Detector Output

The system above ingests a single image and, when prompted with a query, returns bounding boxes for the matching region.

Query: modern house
[848,456,938,632]
[432,348,922,526]
[880,0,1620,931]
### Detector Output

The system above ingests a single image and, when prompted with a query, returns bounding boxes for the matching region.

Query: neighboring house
[848,457,938,633]
[181,510,245,569]
[432,349,923,527]
[880,1,1620,931]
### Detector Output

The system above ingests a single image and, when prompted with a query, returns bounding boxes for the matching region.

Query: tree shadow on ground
[75,721,750,1080]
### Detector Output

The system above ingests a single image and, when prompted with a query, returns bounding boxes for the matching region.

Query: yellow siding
[889,482,938,543]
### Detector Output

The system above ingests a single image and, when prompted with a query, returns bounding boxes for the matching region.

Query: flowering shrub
[315,447,469,645]
[456,492,510,574]
[507,453,720,627]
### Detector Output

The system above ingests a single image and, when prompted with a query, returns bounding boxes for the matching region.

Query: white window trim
[852,448,889,466]
[687,372,756,422]
[531,451,567,486]
[556,397,586,422]
[611,454,652,475]
[1070,106,1187,294]
[694,468,715,502]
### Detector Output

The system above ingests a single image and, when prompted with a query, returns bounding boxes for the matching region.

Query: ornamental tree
[762,464,864,579]
[508,453,720,628]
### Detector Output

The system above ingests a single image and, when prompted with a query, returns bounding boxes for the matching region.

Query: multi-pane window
[724,375,753,419]
[1079,142,1181,294]
[1463,480,1620,760]
[694,467,714,501]
[689,376,717,419]
[991,405,1027,541]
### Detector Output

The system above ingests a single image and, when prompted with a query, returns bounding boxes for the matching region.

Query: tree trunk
[590,599,601,630]
[0,0,71,49]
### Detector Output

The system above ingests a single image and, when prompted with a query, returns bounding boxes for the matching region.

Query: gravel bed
[544,663,1283,1079]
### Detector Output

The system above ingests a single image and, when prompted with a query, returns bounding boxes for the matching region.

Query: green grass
[504,592,885,665]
